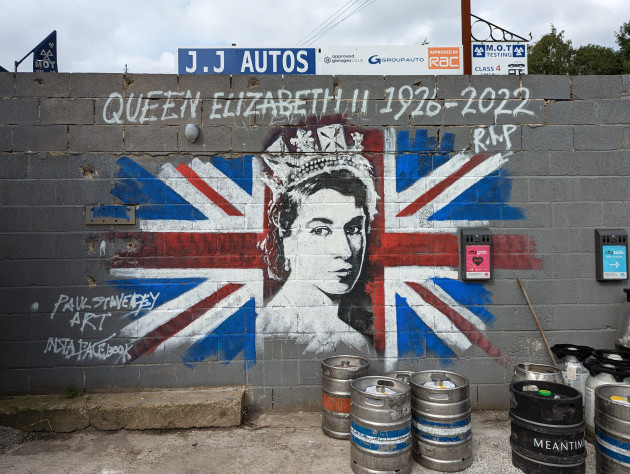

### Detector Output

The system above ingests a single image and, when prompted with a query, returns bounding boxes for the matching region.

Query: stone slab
[0,395,88,433]
[87,387,244,430]
[0,387,245,432]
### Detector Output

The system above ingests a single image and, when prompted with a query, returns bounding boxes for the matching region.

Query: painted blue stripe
[92,206,131,219]
[351,434,410,452]
[396,294,457,363]
[596,427,630,451]
[112,156,207,221]
[351,421,410,440]
[107,278,207,320]
[429,172,525,222]
[210,155,253,195]
[395,130,455,193]
[182,298,257,369]
[431,277,495,325]
[596,441,630,466]
[136,204,207,221]
[412,414,471,428]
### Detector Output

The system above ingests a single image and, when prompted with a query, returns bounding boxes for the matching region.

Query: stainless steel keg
[350,376,412,474]
[409,370,473,472]
[321,355,370,439]
[512,362,564,384]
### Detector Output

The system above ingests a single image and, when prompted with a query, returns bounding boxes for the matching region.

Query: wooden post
[461,0,472,75]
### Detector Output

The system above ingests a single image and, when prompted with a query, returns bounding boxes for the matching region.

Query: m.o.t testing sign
[471,42,527,75]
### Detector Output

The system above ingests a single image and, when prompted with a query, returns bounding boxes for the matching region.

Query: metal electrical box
[460,228,492,280]
[85,205,136,225]
[595,229,628,281]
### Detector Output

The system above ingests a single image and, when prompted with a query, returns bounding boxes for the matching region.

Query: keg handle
[341,360,363,372]
[431,372,450,386]
[365,397,384,407]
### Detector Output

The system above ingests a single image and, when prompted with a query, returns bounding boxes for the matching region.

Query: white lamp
[185,124,200,142]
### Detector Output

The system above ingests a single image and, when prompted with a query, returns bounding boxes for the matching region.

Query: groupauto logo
[368,55,381,64]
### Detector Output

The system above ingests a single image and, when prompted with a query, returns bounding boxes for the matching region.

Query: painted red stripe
[371,233,542,270]
[396,153,490,217]
[492,234,543,270]
[368,277,386,353]
[371,233,459,268]
[406,281,511,367]
[176,163,244,216]
[108,232,266,269]
[126,283,243,362]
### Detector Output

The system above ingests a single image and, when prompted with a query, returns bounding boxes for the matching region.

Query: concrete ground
[0,411,597,474]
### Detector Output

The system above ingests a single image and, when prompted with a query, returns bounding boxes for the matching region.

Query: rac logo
[428,48,460,70]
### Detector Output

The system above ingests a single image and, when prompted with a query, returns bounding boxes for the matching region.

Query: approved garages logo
[428,47,460,69]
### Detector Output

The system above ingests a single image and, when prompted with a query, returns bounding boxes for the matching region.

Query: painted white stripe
[160,284,259,352]
[396,150,473,206]
[189,157,261,206]
[392,282,472,353]
[401,266,487,334]
[351,428,409,445]
[421,279,487,331]
[412,420,471,437]
[111,268,262,338]
[411,153,508,227]
[384,127,507,233]
[385,267,460,371]
[383,267,472,372]
[139,157,264,233]
[160,163,247,225]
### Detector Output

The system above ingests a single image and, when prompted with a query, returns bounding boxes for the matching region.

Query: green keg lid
[538,389,552,397]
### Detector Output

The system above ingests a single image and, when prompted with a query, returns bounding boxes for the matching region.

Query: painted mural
[44,86,544,372]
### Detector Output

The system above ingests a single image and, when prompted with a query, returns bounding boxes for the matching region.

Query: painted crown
[262,124,377,219]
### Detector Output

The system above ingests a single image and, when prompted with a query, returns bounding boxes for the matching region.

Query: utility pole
[461,0,472,75]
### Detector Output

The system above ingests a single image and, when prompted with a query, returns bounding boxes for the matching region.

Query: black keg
[510,380,586,474]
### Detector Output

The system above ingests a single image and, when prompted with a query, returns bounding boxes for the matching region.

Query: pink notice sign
[465,245,491,279]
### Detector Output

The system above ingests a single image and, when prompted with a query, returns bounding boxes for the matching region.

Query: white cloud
[1,0,628,73]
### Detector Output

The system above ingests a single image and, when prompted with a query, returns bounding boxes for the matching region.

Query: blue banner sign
[177,48,316,75]
[33,30,58,72]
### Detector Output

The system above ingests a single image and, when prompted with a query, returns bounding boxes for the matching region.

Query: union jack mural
[107,119,542,371]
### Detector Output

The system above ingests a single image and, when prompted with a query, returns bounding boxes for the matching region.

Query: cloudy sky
[2,0,629,73]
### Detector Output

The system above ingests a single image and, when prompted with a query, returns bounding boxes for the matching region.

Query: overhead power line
[296,0,359,46]
[296,0,377,46]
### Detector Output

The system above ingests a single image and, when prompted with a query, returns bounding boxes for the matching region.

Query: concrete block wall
[1,71,629,411]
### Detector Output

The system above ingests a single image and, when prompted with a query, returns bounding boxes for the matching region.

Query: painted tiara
[263,123,373,183]
[261,124,377,218]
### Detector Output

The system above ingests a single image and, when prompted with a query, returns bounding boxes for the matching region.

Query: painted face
[282,188,367,297]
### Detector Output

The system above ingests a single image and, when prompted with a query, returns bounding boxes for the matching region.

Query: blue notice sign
[602,245,628,279]
[177,48,316,75]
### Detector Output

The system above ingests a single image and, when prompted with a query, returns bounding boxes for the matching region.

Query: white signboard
[319,45,463,75]
[471,42,528,75]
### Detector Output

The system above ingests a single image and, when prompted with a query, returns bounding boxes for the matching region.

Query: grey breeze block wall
[1,71,629,411]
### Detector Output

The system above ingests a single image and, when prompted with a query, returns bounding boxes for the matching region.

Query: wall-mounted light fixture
[185,124,200,143]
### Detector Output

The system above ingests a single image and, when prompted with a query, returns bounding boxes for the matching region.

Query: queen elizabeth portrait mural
[49,110,540,373]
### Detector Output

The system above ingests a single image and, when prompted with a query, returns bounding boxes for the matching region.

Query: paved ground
[0,411,596,473]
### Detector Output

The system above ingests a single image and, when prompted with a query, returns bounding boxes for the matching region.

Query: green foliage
[574,44,623,75]
[528,22,629,75]
[528,25,575,74]
[64,385,86,399]
[615,21,630,72]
